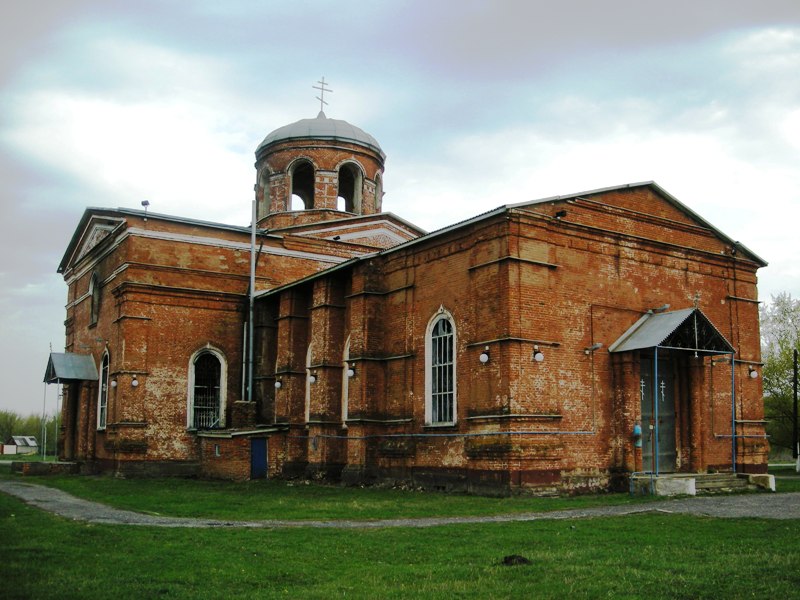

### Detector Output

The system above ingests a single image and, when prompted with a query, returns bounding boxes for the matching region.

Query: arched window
[425,309,456,425]
[188,348,226,430]
[89,272,101,325]
[336,162,363,213]
[290,160,315,210]
[97,352,109,430]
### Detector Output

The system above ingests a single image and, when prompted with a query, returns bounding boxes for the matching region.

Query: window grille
[193,353,221,429]
[98,354,109,429]
[430,318,454,423]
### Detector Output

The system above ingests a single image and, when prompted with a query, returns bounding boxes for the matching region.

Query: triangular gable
[58,211,126,274]
[609,308,734,354]
[75,220,119,262]
[44,352,99,383]
[509,182,766,267]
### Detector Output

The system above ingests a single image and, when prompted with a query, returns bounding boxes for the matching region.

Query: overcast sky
[1,0,799,416]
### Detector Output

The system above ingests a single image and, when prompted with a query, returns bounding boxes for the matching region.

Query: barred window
[426,311,456,425]
[190,351,224,430]
[97,353,109,430]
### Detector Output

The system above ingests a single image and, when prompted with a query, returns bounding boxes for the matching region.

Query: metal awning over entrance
[608,307,734,355]
[609,308,737,476]
[43,352,99,384]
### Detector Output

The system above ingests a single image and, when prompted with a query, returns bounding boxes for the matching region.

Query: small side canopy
[43,352,99,384]
[608,308,734,354]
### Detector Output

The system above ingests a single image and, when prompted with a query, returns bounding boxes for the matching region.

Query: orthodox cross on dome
[313,77,332,115]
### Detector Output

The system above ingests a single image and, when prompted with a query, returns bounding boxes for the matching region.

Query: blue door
[250,438,267,479]
[640,356,676,473]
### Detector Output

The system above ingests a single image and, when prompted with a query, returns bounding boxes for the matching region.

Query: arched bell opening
[290,160,315,210]
[336,162,363,214]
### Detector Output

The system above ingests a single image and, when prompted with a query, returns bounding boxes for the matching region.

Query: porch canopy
[608,307,733,355]
[608,307,736,475]
[43,352,98,384]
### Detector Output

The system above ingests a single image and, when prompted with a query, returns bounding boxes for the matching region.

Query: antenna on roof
[141,200,150,222]
[312,77,332,115]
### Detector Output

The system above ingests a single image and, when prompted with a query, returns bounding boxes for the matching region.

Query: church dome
[256,111,384,159]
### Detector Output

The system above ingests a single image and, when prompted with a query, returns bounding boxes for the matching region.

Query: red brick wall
[60,182,766,492]
[200,436,251,481]
[59,208,377,471]
[261,185,766,492]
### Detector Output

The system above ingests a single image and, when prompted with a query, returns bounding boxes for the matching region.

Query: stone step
[695,475,751,493]
[631,472,772,496]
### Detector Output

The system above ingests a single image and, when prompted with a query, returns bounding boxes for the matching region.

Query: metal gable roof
[609,307,734,354]
[43,352,99,383]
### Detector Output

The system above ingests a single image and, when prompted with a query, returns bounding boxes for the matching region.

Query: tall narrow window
[190,350,225,429]
[89,272,101,325]
[425,310,456,424]
[97,353,109,430]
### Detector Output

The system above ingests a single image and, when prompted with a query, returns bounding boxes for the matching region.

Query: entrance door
[250,438,267,479]
[640,355,676,472]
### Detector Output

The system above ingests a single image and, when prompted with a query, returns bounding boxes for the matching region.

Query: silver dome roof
[256,111,384,159]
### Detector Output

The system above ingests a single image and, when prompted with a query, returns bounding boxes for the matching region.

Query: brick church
[46,105,769,493]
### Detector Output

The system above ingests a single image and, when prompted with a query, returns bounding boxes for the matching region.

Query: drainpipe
[731,352,736,473]
[248,199,256,403]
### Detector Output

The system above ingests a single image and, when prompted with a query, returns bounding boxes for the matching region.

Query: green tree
[760,292,800,455]
[0,409,21,442]
[0,410,59,454]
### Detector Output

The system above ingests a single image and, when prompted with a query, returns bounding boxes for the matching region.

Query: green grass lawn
[2,469,799,598]
[0,464,796,522]
[770,465,800,492]
[1,489,798,599]
[0,471,663,521]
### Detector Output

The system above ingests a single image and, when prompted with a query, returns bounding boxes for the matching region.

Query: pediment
[76,220,120,261]
[59,212,126,274]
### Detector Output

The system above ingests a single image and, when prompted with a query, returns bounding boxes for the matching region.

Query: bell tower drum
[254,81,386,230]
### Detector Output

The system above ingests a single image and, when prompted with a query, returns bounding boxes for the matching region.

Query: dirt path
[2,480,799,529]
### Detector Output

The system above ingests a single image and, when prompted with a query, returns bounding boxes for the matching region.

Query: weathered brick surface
[256,138,385,225]
[57,122,766,492]
[199,436,252,481]
[255,185,767,493]
[58,204,393,478]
